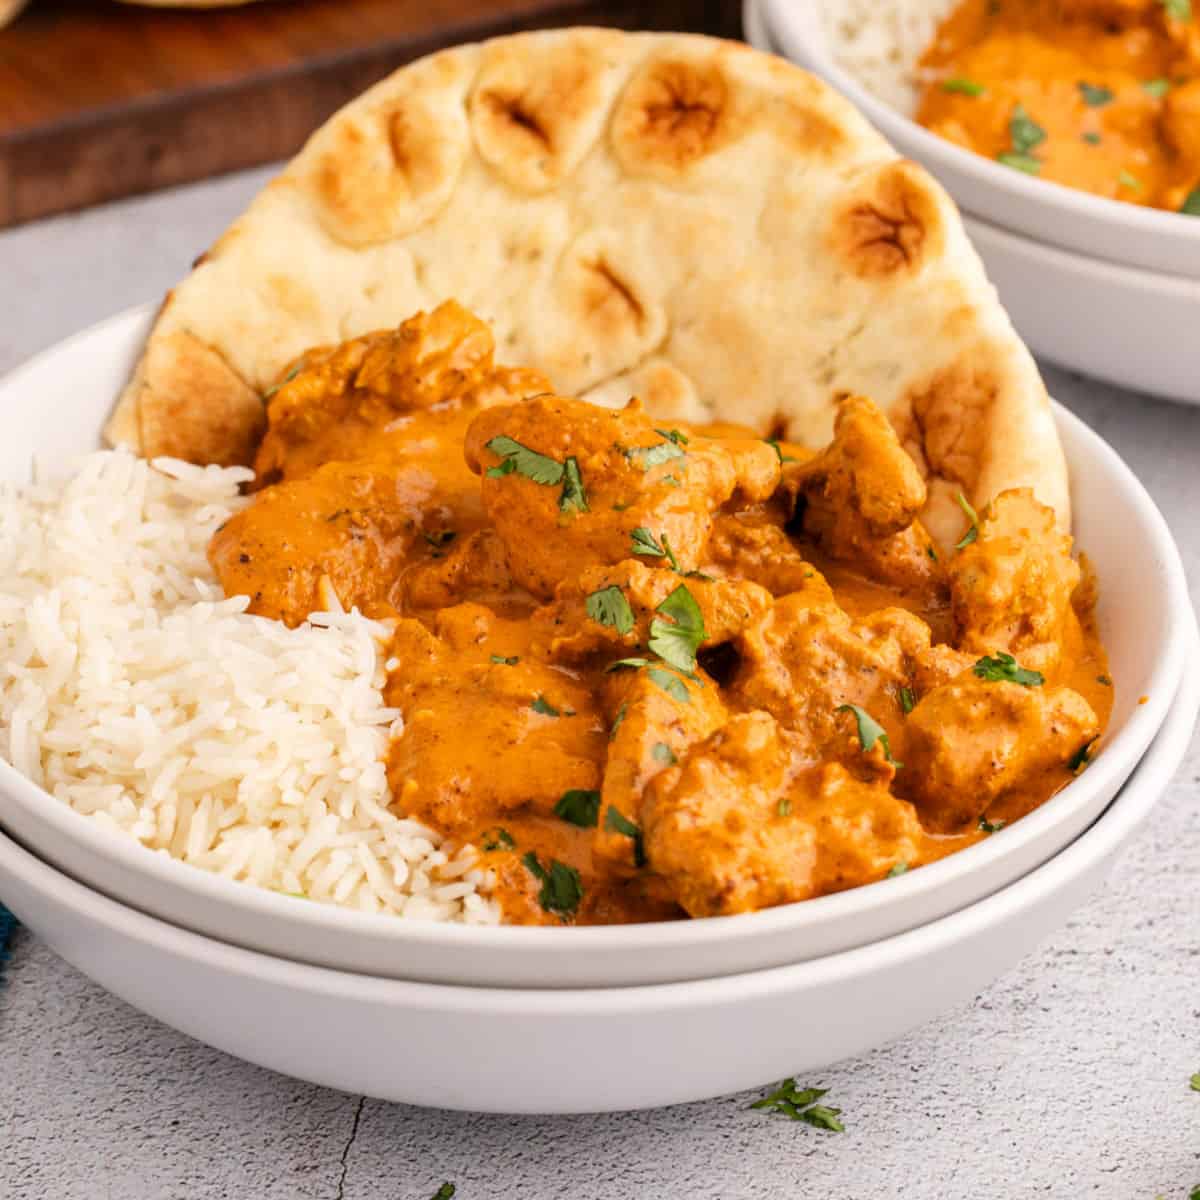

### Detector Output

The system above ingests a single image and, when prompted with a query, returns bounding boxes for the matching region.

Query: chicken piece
[384,610,606,835]
[464,395,780,599]
[705,512,826,596]
[397,529,527,617]
[209,461,420,625]
[642,712,924,917]
[255,300,550,485]
[728,582,931,763]
[901,676,1099,832]
[594,660,729,873]
[948,488,1081,675]
[531,558,773,664]
[785,394,941,591]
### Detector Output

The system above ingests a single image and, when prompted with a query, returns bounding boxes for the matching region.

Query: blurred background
[0,0,740,228]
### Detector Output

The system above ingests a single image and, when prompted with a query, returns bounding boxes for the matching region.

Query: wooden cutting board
[0,0,740,228]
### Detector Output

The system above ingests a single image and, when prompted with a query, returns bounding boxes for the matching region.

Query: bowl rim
[1,631,1195,1008]
[0,305,1192,960]
[754,0,1200,276]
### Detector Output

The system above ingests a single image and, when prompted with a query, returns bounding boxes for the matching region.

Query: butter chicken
[916,0,1200,213]
[209,302,1112,925]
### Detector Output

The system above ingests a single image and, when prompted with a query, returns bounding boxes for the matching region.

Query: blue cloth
[0,903,16,983]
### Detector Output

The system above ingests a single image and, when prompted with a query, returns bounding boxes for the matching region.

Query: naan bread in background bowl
[103,27,1068,553]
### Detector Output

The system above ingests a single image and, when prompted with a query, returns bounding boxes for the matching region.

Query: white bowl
[0,636,1194,1113]
[0,305,1192,987]
[758,0,1200,279]
[744,0,1200,406]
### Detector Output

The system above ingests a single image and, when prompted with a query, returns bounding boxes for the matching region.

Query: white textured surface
[0,166,1197,1200]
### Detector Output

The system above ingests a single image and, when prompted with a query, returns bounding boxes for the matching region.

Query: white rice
[0,449,500,925]
[818,0,960,114]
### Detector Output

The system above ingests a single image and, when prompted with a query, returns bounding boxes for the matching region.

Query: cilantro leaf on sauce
[765,437,798,464]
[482,828,515,851]
[942,77,986,96]
[1142,78,1170,97]
[531,695,560,717]
[750,1080,845,1132]
[887,863,910,878]
[899,686,916,715]
[631,526,681,571]
[1068,739,1097,773]
[955,491,980,549]
[1082,131,1103,145]
[655,427,690,446]
[972,652,1045,687]
[604,806,647,867]
[778,797,792,817]
[651,741,677,765]
[490,654,519,665]
[626,439,686,471]
[522,852,583,919]
[978,817,1007,834]
[1161,0,1191,22]
[1118,170,1142,191]
[837,703,902,768]
[648,584,706,674]
[1009,103,1047,154]
[586,584,635,635]
[648,666,691,703]
[1182,187,1200,216]
[485,435,588,513]
[1077,81,1113,106]
[997,152,1042,174]
[554,789,601,828]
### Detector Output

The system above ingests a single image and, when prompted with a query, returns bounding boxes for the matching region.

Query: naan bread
[106,28,1068,548]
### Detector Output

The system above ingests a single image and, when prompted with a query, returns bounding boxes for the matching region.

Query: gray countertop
[0,167,1197,1200]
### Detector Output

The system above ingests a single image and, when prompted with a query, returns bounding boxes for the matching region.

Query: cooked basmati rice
[0,449,499,924]
[817,0,959,113]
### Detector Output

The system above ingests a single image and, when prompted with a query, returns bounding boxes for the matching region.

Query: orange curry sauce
[208,302,1112,926]
[916,0,1200,213]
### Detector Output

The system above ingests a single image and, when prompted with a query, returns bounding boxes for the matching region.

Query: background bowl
[0,639,1194,1113]
[0,306,1191,987]
[757,0,1200,279]
[745,0,1200,405]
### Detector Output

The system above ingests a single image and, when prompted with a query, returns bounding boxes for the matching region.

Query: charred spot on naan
[828,160,946,278]
[469,31,624,192]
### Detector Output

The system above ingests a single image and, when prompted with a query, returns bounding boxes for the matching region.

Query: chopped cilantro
[1009,103,1046,154]
[655,427,690,446]
[482,828,515,851]
[765,437,798,464]
[972,652,1045,687]
[997,151,1042,175]
[605,657,654,673]
[263,359,305,400]
[486,435,564,484]
[749,1080,845,1132]
[609,701,628,740]
[626,440,685,471]
[431,1185,456,1200]
[522,852,583,918]
[1068,739,1096,773]
[955,491,980,549]
[1082,131,1103,145]
[648,665,690,703]
[1142,78,1170,97]
[651,741,677,765]
[778,796,792,817]
[837,703,901,768]
[1118,170,1141,191]
[1190,1072,1200,1091]
[1181,187,1200,216]
[648,584,706,674]
[942,77,986,96]
[531,695,560,717]
[887,862,910,878]
[926,544,938,561]
[485,435,588,513]
[586,584,635,635]
[1161,0,1191,20]
[604,805,647,866]
[1097,674,1113,686]
[899,686,916,715]
[490,654,519,665]
[283,891,309,900]
[554,789,601,828]
[631,526,681,571]
[978,817,1007,834]
[1078,81,1113,107]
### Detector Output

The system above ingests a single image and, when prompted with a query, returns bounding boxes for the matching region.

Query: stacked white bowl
[0,308,1194,1113]
[749,0,1200,405]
